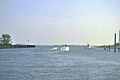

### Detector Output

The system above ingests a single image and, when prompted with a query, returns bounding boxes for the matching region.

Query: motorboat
[52,46,58,50]
[53,47,58,50]
[85,43,94,49]
[61,45,69,52]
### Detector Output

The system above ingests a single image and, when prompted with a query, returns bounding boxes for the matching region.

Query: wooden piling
[118,30,120,52]
[114,33,116,52]
[104,45,106,50]
[108,45,110,51]
[119,30,120,44]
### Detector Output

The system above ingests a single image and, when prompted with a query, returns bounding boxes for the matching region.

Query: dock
[0,45,35,49]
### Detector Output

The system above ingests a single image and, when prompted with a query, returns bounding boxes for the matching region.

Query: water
[0,45,120,80]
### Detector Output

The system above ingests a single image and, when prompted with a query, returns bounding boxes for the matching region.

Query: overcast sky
[0,0,120,45]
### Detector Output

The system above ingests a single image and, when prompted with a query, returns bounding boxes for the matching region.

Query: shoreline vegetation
[0,34,35,49]
[98,44,119,48]
[97,43,120,52]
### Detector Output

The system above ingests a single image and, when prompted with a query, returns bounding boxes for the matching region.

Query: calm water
[0,46,120,80]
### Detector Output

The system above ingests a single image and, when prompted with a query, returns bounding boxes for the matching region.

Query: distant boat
[52,46,58,50]
[61,45,69,52]
[53,47,58,50]
[85,43,94,49]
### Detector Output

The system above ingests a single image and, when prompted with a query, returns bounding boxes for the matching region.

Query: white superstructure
[61,45,69,52]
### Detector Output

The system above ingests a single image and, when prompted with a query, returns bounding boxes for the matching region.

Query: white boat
[85,43,94,49]
[53,47,58,50]
[52,46,58,50]
[61,45,69,52]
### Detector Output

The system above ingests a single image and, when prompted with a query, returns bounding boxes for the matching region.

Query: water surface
[0,46,120,80]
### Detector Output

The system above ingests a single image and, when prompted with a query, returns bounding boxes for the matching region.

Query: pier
[0,45,35,49]
[103,30,120,52]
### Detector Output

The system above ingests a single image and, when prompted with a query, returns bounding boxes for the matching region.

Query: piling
[114,33,117,52]
[108,45,110,51]
[104,45,106,50]
[118,30,120,52]
[119,30,120,45]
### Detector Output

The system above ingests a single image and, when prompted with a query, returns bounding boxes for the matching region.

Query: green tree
[0,37,2,45]
[1,34,12,45]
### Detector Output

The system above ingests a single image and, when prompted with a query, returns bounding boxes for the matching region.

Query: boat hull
[61,47,69,52]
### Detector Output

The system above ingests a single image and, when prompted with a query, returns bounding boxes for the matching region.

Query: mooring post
[118,30,120,52]
[104,45,106,50]
[107,46,108,51]
[114,33,116,52]
[108,45,110,51]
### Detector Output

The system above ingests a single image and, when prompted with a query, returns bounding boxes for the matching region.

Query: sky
[0,0,120,45]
